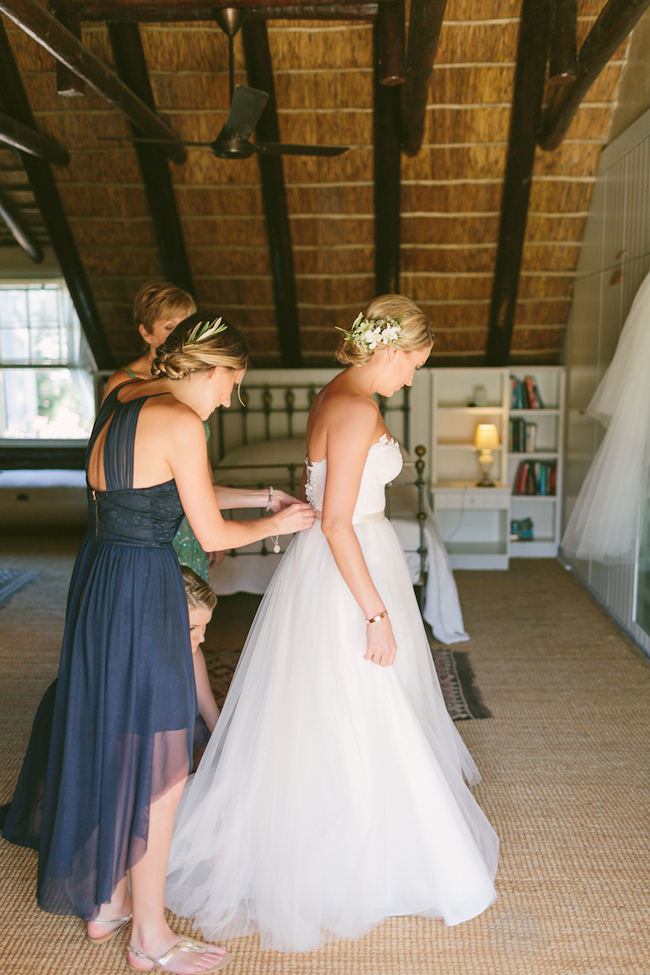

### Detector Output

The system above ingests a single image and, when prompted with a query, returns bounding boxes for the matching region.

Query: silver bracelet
[265,485,274,513]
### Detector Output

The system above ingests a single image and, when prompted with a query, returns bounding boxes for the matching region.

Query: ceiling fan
[103,8,350,161]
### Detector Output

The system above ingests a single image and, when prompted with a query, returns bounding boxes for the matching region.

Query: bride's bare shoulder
[315,386,379,433]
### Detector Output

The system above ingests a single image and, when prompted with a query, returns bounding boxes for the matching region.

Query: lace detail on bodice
[306,434,402,517]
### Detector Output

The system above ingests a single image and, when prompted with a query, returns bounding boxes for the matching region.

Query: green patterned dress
[172,421,211,581]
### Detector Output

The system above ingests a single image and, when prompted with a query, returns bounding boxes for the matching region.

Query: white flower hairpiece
[183,317,228,349]
[336,312,404,351]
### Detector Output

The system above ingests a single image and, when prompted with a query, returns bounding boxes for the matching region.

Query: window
[0,281,95,440]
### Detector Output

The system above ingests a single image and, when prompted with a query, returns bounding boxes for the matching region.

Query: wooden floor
[1,534,650,975]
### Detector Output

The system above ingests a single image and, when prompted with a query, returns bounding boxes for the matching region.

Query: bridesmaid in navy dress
[31,317,314,973]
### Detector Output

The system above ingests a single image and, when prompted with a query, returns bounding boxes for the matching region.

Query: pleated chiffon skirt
[37,533,196,919]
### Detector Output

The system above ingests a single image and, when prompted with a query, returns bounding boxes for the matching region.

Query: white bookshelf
[430,367,565,568]
[507,367,565,558]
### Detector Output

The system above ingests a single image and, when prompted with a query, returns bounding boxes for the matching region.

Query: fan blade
[97,136,212,146]
[255,142,350,157]
[220,86,270,141]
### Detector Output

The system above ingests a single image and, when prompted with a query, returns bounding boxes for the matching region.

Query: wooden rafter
[540,0,650,150]
[485,0,551,366]
[52,4,86,98]
[400,0,448,156]
[0,186,44,262]
[53,0,380,20]
[0,0,186,164]
[108,22,195,297]
[549,0,577,83]
[0,20,114,369]
[0,111,69,165]
[377,0,405,86]
[241,18,302,368]
[374,21,401,295]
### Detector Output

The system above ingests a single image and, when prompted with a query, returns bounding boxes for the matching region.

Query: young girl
[182,566,220,747]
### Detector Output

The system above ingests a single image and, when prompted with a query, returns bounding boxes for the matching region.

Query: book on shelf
[508,418,537,452]
[510,517,534,541]
[513,460,557,496]
[510,375,545,410]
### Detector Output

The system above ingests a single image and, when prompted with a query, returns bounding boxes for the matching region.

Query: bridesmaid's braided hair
[152,311,249,380]
[182,565,217,613]
[336,294,434,367]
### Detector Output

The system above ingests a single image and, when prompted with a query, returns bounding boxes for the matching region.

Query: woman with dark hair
[17,315,314,973]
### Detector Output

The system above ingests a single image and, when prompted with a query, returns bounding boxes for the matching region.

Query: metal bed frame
[213,381,429,601]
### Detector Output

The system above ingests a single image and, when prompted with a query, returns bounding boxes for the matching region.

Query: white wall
[563,107,650,655]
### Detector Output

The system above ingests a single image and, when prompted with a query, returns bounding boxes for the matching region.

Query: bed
[209,374,468,645]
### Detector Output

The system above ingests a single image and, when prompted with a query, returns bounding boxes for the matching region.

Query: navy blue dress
[32,386,196,919]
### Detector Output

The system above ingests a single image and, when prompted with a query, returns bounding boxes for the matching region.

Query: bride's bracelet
[265,486,274,513]
[366,610,388,625]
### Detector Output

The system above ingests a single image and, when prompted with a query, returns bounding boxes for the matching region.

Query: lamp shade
[474,423,499,451]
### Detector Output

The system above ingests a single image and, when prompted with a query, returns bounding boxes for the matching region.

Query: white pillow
[213,437,307,486]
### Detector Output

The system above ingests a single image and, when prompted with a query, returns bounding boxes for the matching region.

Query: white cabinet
[429,366,565,568]
[432,483,511,569]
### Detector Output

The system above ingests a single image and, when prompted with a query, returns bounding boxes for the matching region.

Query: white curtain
[562,268,650,562]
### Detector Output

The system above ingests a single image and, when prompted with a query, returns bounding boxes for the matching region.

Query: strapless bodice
[305,434,402,517]
[90,481,185,547]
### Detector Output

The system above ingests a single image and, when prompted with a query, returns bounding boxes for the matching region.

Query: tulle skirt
[165,519,498,952]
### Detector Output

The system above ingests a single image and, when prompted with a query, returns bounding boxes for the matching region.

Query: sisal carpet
[0,569,42,607]
[1,536,650,974]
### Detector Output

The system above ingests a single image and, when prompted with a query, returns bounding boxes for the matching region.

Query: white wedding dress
[165,436,499,952]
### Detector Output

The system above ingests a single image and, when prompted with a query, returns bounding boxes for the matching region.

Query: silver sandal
[86,913,132,945]
[128,936,232,973]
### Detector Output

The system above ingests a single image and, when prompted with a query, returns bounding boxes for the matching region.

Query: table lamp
[474,423,499,487]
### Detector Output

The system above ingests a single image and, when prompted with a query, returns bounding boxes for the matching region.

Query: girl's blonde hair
[182,565,217,614]
[336,294,434,367]
[134,281,196,335]
[152,311,249,380]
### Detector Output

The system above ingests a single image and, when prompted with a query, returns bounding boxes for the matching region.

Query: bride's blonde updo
[336,294,434,367]
[152,311,249,380]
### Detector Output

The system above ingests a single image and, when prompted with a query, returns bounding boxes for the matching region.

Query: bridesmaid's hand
[365,616,397,667]
[273,501,315,534]
[270,489,301,512]
[209,550,225,566]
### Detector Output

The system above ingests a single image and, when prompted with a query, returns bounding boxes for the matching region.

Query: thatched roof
[0,0,629,366]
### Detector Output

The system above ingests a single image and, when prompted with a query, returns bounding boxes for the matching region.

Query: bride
[165,295,499,952]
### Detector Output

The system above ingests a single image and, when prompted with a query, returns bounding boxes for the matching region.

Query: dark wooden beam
[400,0,447,156]
[540,0,650,150]
[549,0,577,83]
[108,22,195,296]
[52,5,86,97]
[0,0,186,164]
[485,0,551,367]
[241,18,302,368]
[53,0,380,20]
[374,22,401,294]
[0,20,115,369]
[377,0,405,85]
[0,442,86,469]
[0,186,44,262]
[0,110,70,165]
